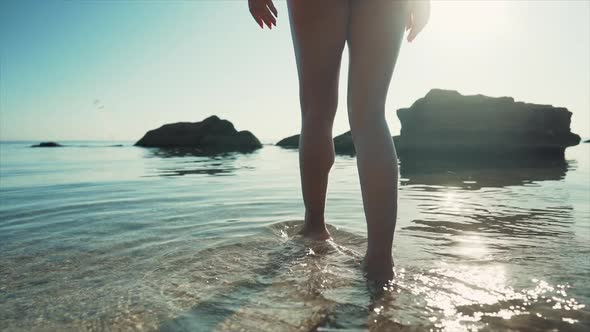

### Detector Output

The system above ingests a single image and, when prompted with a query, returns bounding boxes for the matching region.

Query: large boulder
[395,89,581,157]
[135,115,262,153]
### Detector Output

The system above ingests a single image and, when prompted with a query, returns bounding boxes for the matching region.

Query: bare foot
[298,223,331,241]
[361,254,394,282]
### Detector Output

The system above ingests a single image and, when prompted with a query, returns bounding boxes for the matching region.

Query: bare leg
[347,0,407,280]
[287,0,349,240]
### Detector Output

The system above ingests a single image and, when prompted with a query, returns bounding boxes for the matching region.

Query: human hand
[248,0,278,29]
[406,0,430,42]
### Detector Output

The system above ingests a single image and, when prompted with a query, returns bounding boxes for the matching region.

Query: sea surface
[0,140,589,331]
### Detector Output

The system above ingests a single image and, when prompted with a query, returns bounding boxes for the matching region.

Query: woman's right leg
[287,0,349,240]
[347,0,408,280]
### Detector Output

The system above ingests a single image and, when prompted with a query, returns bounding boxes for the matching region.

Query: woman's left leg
[346,0,408,280]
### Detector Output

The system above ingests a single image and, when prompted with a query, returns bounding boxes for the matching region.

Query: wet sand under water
[162,221,590,332]
[2,221,588,331]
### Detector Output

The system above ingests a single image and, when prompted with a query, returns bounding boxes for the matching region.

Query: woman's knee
[347,99,386,132]
[300,89,339,126]
[301,110,337,133]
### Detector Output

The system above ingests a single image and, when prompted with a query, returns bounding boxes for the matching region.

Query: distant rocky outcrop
[31,142,62,147]
[333,131,355,155]
[276,131,356,155]
[276,134,299,149]
[135,115,262,153]
[394,89,581,157]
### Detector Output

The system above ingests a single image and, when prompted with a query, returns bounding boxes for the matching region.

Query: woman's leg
[347,0,407,280]
[287,0,349,240]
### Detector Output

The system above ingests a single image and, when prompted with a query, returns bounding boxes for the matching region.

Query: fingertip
[407,29,417,42]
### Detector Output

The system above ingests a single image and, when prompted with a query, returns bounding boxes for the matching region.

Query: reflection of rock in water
[405,205,574,246]
[399,156,569,189]
[141,149,248,177]
[142,147,254,159]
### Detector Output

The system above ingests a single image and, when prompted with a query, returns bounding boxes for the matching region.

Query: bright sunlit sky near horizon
[1,0,589,143]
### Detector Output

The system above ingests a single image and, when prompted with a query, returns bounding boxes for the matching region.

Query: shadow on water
[399,155,571,189]
[158,242,322,331]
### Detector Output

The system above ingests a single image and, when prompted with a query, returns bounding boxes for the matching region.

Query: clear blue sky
[1,0,589,142]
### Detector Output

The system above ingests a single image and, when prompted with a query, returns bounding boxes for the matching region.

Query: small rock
[31,142,62,147]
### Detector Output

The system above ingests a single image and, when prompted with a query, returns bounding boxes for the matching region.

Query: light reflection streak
[389,259,589,331]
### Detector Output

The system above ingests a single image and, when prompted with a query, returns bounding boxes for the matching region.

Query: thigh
[287,0,349,110]
[347,0,408,111]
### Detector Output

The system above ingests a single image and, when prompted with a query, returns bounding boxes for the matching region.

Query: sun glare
[430,0,510,41]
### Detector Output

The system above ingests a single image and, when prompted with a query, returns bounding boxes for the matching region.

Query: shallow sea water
[0,141,589,331]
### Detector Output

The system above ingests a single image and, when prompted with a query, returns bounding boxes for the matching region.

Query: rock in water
[135,115,262,153]
[276,132,357,155]
[276,134,299,148]
[31,142,62,147]
[394,89,581,158]
[333,131,355,155]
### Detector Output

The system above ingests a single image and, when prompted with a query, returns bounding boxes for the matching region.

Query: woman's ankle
[362,253,394,281]
[300,214,331,240]
[304,211,326,228]
[362,246,394,279]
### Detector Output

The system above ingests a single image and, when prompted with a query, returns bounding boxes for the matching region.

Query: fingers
[407,19,425,42]
[407,27,418,42]
[249,0,278,30]
[262,13,275,29]
[406,1,430,42]
[267,0,278,18]
[264,9,277,28]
